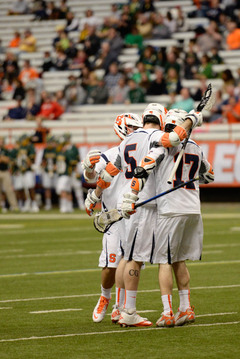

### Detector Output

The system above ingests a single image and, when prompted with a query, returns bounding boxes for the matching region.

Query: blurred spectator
[12,79,25,100]
[8,31,21,48]
[19,29,37,53]
[221,68,236,93]
[136,13,153,39]
[4,96,27,120]
[31,0,47,20]
[164,11,177,34]
[146,68,167,95]
[210,46,223,64]
[37,92,64,120]
[86,77,109,104]
[53,47,69,71]
[208,89,224,122]
[24,87,41,120]
[140,0,155,14]
[8,0,28,15]
[42,51,55,72]
[166,67,182,95]
[126,79,145,103]
[104,62,123,91]
[64,75,87,106]
[80,65,91,90]
[3,52,19,83]
[83,25,101,56]
[59,0,69,19]
[175,6,185,31]
[125,25,143,50]
[195,54,214,79]
[31,117,50,143]
[131,61,151,90]
[222,96,240,123]
[196,21,223,52]
[122,62,135,80]
[152,13,171,39]
[170,88,195,112]
[183,54,199,80]
[57,30,70,51]
[52,25,65,49]
[79,9,102,31]
[18,60,39,86]
[46,1,61,20]
[68,49,90,70]
[116,7,132,39]
[65,40,78,60]
[139,45,157,72]
[107,76,129,104]
[106,3,121,26]
[94,41,118,73]
[65,11,79,32]
[226,19,240,50]
[164,51,181,75]
[205,0,222,23]
[107,27,124,58]
[55,90,67,110]
[129,0,141,17]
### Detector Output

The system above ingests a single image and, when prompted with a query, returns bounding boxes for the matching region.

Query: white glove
[121,192,139,219]
[82,149,101,173]
[185,110,203,129]
[199,168,214,184]
[85,189,101,216]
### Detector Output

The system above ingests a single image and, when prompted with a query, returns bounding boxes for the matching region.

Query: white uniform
[115,128,164,263]
[95,146,126,269]
[151,139,211,264]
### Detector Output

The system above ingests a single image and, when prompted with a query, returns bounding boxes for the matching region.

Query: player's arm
[82,149,102,183]
[199,155,214,184]
[161,111,203,148]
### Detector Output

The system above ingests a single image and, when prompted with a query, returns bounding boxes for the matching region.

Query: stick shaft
[135,177,199,208]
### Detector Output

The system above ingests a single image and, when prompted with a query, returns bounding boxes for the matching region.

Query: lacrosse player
[82,113,143,323]
[122,109,214,327]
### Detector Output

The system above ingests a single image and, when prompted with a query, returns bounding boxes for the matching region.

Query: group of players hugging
[0,133,85,213]
[81,102,214,328]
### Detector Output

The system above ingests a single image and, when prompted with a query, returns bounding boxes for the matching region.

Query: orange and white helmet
[144,103,168,130]
[164,109,188,132]
[114,113,142,140]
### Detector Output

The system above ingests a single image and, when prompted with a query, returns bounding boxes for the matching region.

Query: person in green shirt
[126,79,145,104]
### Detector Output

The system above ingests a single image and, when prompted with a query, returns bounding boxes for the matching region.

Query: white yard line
[0,321,239,343]
[0,249,24,254]
[196,312,237,318]
[0,307,12,310]
[0,214,89,220]
[0,224,24,229]
[0,227,93,235]
[204,243,240,248]
[0,284,239,303]
[1,250,101,259]
[30,308,83,314]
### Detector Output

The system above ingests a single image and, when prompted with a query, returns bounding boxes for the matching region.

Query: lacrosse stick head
[93,209,123,233]
[196,83,214,112]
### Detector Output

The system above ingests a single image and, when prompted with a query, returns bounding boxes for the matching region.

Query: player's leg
[172,261,195,326]
[1,171,18,211]
[156,263,175,327]
[42,172,52,210]
[24,171,39,212]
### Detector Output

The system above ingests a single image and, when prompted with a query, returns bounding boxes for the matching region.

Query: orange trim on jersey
[208,164,214,175]
[174,126,187,141]
[105,162,120,176]
[161,133,173,148]
[140,156,155,168]
[96,177,111,189]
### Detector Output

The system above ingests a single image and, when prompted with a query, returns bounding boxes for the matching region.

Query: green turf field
[0,204,239,359]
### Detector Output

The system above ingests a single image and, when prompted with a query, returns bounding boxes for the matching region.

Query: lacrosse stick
[167,83,214,184]
[94,177,199,233]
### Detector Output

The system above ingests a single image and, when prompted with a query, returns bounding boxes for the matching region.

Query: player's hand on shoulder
[121,192,139,219]
[82,149,101,172]
[85,189,101,216]
[185,110,203,129]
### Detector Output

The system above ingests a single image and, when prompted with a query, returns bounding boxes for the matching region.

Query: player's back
[155,140,203,215]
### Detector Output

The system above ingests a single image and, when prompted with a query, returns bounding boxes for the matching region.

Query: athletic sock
[161,294,173,314]
[115,287,125,308]
[178,289,191,311]
[46,198,51,207]
[124,290,137,310]
[101,285,111,300]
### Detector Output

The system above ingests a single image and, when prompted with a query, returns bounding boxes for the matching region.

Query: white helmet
[143,103,167,129]
[114,113,142,140]
[164,109,188,132]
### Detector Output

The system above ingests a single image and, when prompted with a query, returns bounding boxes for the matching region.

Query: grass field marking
[0,307,12,310]
[0,226,93,235]
[231,227,240,231]
[0,249,24,254]
[203,214,240,219]
[0,214,89,220]
[0,224,24,229]
[0,260,240,279]
[201,250,223,254]
[0,284,239,303]
[30,308,83,314]
[0,321,239,343]
[196,312,237,318]
[203,243,240,248]
[1,250,101,259]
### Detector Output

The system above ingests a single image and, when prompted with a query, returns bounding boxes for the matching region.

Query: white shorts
[153,214,203,264]
[56,175,71,194]
[123,206,157,263]
[12,171,35,190]
[98,219,125,268]
[71,174,82,190]
[42,172,57,189]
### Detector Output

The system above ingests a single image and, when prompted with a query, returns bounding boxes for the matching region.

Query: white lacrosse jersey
[152,139,211,215]
[95,146,123,211]
[114,128,165,207]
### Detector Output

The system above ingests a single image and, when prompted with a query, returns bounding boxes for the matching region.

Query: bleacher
[1,0,240,145]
